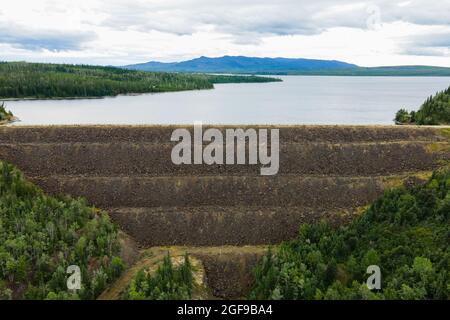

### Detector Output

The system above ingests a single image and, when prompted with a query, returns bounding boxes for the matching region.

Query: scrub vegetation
[121,253,194,300]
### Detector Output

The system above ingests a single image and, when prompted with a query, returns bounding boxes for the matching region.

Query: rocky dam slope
[1,125,449,298]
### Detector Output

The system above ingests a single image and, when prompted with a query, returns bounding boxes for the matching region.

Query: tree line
[249,169,449,300]
[0,62,279,99]
[0,161,124,299]
[396,86,450,125]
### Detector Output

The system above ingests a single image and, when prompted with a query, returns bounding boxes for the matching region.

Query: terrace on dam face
[1,125,449,246]
[1,125,449,298]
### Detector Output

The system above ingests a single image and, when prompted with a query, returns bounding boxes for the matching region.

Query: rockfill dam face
[1,125,449,297]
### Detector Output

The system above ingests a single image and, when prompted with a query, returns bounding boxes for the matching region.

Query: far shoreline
[0,78,283,101]
[0,88,216,102]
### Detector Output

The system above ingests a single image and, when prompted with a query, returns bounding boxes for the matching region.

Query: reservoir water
[6,76,450,125]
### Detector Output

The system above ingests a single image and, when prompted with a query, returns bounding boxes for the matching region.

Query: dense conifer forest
[0,62,279,99]
[396,86,450,125]
[0,161,124,300]
[250,169,450,300]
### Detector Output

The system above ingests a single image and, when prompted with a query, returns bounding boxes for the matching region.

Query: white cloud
[0,0,448,66]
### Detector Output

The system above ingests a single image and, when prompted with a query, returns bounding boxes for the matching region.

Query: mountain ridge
[124,55,357,73]
[123,55,450,76]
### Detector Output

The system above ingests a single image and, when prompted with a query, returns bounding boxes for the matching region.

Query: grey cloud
[0,23,96,51]
[99,0,368,38]
[399,32,450,57]
[98,0,450,39]
[2,0,449,58]
[375,0,450,26]
[409,33,450,48]
[402,47,449,57]
[96,0,450,57]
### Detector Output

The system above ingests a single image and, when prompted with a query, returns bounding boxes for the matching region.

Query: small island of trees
[121,254,194,300]
[0,102,14,123]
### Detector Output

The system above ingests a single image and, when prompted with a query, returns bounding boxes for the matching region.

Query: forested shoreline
[395,86,450,125]
[0,62,280,99]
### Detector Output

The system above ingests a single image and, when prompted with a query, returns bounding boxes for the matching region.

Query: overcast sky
[0,0,449,66]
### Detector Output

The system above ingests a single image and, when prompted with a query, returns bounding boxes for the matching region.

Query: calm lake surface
[7,76,450,125]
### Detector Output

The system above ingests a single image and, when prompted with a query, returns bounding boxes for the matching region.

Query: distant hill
[124,56,450,76]
[124,56,357,73]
